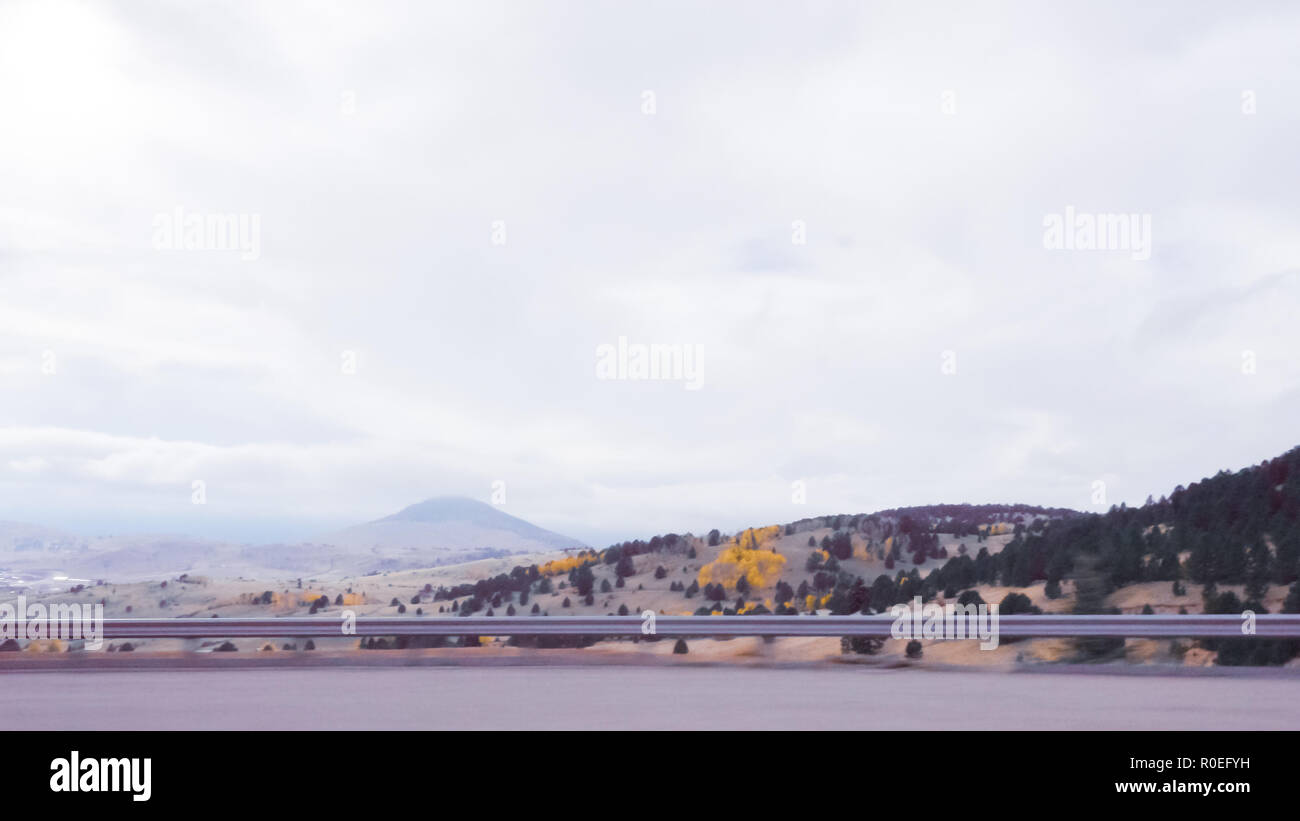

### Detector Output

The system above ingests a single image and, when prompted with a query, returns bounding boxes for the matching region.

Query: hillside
[987,446,1300,599]
[9,448,1300,668]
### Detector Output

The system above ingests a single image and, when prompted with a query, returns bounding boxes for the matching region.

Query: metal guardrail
[91,614,1300,639]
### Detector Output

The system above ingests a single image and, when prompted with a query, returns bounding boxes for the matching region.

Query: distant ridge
[0,520,82,552]
[323,496,586,554]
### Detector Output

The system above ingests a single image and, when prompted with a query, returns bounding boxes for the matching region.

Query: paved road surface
[2,666,1296,730]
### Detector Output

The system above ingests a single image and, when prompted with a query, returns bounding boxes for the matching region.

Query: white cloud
[1,0,1298,545]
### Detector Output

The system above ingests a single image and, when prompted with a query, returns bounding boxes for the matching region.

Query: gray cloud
[1,0,1298,546]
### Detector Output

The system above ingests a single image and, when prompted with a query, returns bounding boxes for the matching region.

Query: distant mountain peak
[323,495,586,557]
[381,496,514,523]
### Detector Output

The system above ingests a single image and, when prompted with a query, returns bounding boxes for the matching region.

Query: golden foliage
[539,553,597,577]
[803,593,831,612]
[239,589,365,608]
[732,525,782,550]
[698,544,787,589]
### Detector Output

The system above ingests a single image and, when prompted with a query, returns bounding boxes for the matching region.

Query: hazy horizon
[1,446,1285,550]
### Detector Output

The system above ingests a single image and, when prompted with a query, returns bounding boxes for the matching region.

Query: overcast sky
[1,0,1298,547]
